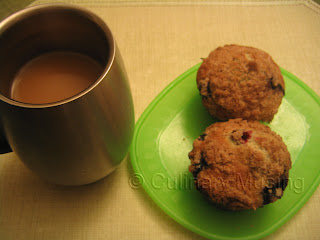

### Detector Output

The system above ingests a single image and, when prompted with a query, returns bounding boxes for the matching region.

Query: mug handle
[0,135,12,154]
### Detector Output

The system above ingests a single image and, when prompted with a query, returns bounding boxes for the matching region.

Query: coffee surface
[10,51,103,104]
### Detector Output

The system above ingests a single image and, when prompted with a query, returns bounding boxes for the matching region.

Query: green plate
[129,63,320,240]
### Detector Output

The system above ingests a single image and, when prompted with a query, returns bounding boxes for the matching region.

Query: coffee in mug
[10,51,103,104]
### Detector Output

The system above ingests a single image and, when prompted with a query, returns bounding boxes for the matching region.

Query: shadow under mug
[0,4,135,185]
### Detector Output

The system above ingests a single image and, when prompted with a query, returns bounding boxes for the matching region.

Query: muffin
[188,118,291,211]
[197,44,284,123]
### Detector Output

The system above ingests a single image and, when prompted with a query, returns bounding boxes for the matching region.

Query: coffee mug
[0,4,134,185]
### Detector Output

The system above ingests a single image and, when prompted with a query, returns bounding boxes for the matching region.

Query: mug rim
[0,3,116,109]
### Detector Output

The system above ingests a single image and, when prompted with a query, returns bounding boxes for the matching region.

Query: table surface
[0,1,319,240]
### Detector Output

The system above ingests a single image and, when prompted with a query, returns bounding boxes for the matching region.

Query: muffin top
[188,118,291,211]
[197,44,285,122]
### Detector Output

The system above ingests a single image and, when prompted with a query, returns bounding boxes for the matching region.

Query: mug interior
[0,4,113,106]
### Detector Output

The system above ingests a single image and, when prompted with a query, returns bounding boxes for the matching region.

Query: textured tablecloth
[0,1,319,239]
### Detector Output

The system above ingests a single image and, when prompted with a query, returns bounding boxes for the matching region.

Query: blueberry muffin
[197,44,284,123]
[188,118,291,211]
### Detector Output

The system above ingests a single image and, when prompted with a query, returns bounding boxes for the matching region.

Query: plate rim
[130,63,320,240]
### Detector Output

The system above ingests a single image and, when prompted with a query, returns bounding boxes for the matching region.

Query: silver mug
[0,4,134,185]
